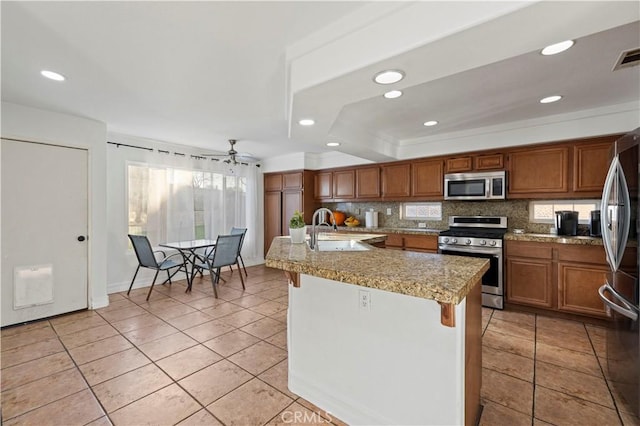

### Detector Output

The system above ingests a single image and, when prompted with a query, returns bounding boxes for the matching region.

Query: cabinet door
[506,257,554,308]
[264,173,283,191]
[411,159,443,198]
[572,142,611,194]
[283,172,303,190]
[557,262,609,318]
[314,172,333,200]
[282,191,303,232]
[385,234,404,249]
[475,154,504,170]
[381,163,411,198]
[333,170,355,199]
[403,235,438,253]
[264,191,282,255]
[356,167,381,198]
[508,147,569,196]
[445,157,473,173]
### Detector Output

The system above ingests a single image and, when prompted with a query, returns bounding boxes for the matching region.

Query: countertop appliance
[444,171,506,201]
[438,216,507,309]
[590,210,602,237]
[555,210,579,236]
[597,128,639,417]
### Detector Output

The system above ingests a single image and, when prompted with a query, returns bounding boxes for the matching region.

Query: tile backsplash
[322,200,591,235]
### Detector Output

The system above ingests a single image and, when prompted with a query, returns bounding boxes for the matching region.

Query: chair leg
[146,270,160,301]
[239,254,248,277]
[210,267,220,298]
[127,266,141,296]
[237,261,245,289]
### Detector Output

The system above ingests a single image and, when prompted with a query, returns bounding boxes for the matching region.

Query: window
[400,202,442,220]
[529,200,600,224]
[127,164,247,244]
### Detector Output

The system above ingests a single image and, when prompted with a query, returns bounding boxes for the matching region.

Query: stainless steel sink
[314,240,370,252]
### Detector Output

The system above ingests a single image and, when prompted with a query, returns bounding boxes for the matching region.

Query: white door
[1,139,88,326]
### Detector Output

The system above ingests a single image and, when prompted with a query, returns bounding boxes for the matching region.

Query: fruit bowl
[345,222,360,227]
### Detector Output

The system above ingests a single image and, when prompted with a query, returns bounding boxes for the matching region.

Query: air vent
[613,48,640,70]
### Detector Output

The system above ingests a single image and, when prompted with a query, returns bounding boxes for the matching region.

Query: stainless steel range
[438,216,507,309]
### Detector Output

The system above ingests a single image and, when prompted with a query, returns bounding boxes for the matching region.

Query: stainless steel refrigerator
[598,128,639,417]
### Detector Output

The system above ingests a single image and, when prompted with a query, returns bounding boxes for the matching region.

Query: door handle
[598,283,638,321]
[77,236,86,242]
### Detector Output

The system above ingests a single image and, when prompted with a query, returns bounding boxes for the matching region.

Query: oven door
[439,245,502,295]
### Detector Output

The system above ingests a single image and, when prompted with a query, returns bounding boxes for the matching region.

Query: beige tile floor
[0,264,637,425]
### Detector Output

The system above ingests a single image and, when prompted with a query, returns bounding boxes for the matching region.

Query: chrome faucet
[309,208,337,250]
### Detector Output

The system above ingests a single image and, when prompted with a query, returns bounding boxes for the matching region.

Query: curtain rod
[107,140,260,167]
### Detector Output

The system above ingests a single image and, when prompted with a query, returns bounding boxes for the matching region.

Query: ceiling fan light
[541,40,574,56]
[373,70,404,85]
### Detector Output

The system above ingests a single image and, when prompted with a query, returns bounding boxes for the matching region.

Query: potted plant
[289,210,307,244]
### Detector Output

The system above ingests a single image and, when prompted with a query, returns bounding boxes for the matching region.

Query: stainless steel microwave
[444,171,506,200]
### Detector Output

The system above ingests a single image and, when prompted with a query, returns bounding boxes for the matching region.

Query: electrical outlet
[359,290,370,310]
[386,208,392,215]
[355,208,360,215]
[418,222,427,228]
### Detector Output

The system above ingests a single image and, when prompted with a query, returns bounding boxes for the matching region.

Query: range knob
[465,239,472,245]
[480,240,487,245]
[489,240,497,246]
[451,238,458,244]
[443,237,449,243]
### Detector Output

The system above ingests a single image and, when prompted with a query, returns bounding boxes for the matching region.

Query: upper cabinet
[411,159,444,199]
[314,172,333,200]
[264,173,283,192]
[333,169,356,199]
[475,153,504,170]
[507,146,569,197]
[356,167,381,199]
[445,153,504,173]
[381,163,411,199]
[283,171,303,190]
[445,157,473,173]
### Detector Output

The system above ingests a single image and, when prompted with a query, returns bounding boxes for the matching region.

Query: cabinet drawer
[506,241,552,259]
[557,245,607,264]
[385,234,404,248]
[404,235,438,252]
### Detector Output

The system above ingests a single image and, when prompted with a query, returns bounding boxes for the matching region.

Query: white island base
[287,274,481,426]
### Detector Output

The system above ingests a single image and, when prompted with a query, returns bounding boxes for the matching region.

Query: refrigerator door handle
[600,156,630,272]
[598,283,639,321]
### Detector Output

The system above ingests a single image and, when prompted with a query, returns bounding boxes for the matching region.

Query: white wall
[106,133,266,294]
[1,102,109,309]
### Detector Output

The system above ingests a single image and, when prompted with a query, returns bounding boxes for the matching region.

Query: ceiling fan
[201,139,256,165]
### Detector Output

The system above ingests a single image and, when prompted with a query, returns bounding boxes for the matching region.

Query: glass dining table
[160,239,217,292]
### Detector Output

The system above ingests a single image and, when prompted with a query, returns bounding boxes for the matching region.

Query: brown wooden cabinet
[314,172,333,200]
[376,233,438,253]
[506,241,554,308]
[572,140,612,195]
[475,154,504,170]
[411,159,443,199]
[381,163,411,199]
[356,167,381,199]
[264,170,315,255]
[333,170,355,199]
[505,240,635,319]
[507,146,569,197]
[446,157,473,173]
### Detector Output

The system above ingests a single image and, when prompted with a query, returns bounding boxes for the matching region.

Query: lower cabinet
[379,233,438,253]
[505,240,621,319]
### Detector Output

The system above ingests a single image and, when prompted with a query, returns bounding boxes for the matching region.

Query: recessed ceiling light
[326,142,341,147]
[41,70,65,81]
[373,70,404,85]
[541,40,574,56]
[423,120,439,127]
[383,90,403,99]
[298,119,315,126]
[540,95,562,104]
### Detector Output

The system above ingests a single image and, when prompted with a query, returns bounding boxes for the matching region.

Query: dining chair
[127,234,183,301]
[230,227,248,277]
[193,234,244,298]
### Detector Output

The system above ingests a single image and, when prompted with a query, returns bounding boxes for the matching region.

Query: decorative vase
[289,226,306,244]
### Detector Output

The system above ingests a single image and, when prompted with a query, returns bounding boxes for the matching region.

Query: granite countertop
[504,232,605,246]
[265,236,489,305]
[335,226,441,236]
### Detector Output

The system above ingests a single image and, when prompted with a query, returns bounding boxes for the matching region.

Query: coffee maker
[555,211,579,236]
[589,210,601,237]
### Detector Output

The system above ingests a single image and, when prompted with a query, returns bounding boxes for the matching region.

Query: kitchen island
[266,235,489,425]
